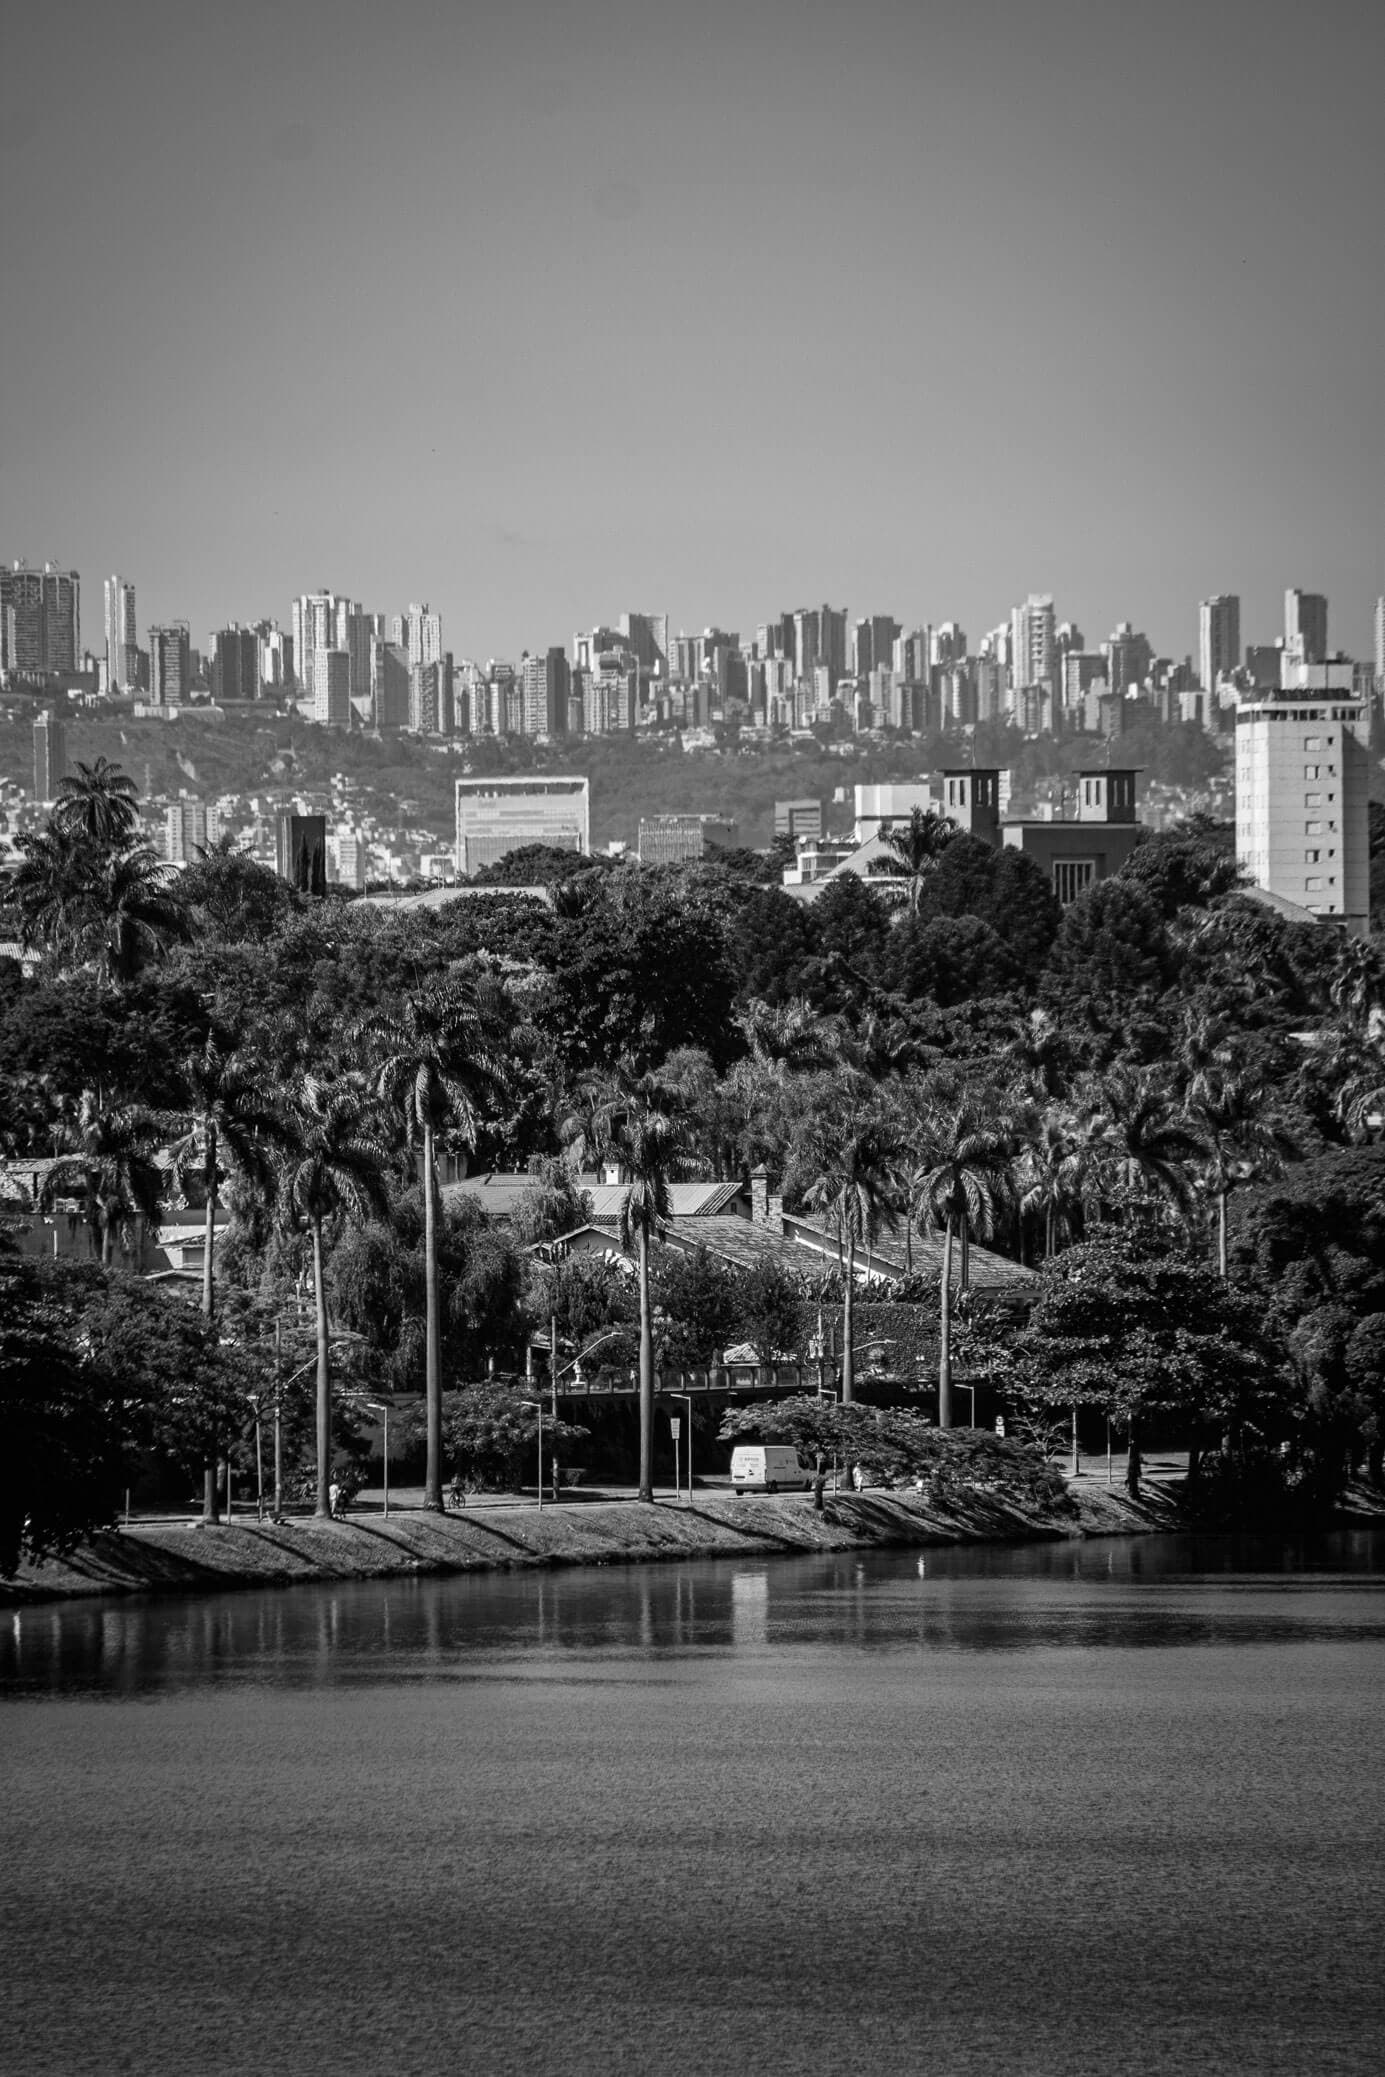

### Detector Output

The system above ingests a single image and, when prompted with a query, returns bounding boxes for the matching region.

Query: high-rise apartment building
[1199,595,1241,693]
[455,775,590,876]
[1284,589,1328,665]
[213,626,259,702]
[164,799,219,863]
[370,638,410,730]
[1,562,80,681]
[1374,596,1385,688]
[520,648,571,736]
[1010,595,1056,691]
[1103,622,1152,694]
[104,576,137,693]
[1235,656,1368,936]
[149,622,191,705]
[406,603,442,672]
[619,612,669,676]
[313,648,351,726]
[292,591,365,700]
[410,657,453,734]
[256,620,292,690]
[32,709,67,801]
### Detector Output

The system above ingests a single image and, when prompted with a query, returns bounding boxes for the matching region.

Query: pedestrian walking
[329,1478,343,1519]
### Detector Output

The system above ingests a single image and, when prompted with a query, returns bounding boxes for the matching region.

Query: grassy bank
[0,1479,1182,1606]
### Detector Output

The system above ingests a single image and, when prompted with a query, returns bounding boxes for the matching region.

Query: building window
[1305,793,1322,805]
[1305,766,1321,778]
[1052,858,1096,906]
[1304,737,1323,749]
[1306,850,1321,863]
[1306,822,1324,835]
[1305,877,1324,890]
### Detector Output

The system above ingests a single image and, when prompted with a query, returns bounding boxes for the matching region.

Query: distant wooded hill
[0,706,1230,851]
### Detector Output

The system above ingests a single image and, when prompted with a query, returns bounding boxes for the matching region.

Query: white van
[730,1445,812,1495]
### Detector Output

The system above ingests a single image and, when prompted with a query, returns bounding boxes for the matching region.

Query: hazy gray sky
[2,0,1381,665]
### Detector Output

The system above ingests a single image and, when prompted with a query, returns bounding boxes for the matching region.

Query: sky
[2,0,1382,667]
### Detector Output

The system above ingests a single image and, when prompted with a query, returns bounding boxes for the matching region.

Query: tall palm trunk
[202,1118,218,1319]
[938,1214,954,1429]
[637,1223,655,1502]
[422,1120,443,1511]
[202,1117,220,1524]
[1217,1187,1229,1279]
[311,1218,332,1519]
[841,1235,856,1404]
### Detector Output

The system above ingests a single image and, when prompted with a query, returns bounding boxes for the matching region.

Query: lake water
[4,1532,1385,2077]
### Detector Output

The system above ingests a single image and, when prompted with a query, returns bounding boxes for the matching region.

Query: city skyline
[3,552,1378,692]
[1,0,1381,665]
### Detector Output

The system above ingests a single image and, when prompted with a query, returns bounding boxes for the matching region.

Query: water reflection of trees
[4,1530,1384,1692]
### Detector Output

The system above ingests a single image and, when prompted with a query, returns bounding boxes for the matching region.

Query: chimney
[750,1165,769,1223]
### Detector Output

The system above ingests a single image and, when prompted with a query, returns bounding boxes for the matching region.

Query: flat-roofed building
[1001,768,1143,905]
[455,775,590,877]
[853,781,939,843]
[1235,657,1367,936]
[2,562,80,682]
[313,647,351,726]
[637,814,737,866]
[149,622,190,706]
[774,797,822,843]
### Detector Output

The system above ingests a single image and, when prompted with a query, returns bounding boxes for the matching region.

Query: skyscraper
[1284,589,1328,665]
[1,561,80,681]
[104,575,137,693]
[292,591,353,700]
[370,638,410,730]
[520,648,571,736]
[213,626,259,702]
[149,622,191,705]
[619,612,669,676]
[1010,595,1056,691]
[32,709,67,801]
[1373,596,1384,687]
[406,603,442,671]
[1199,595,1240,693]
[313,648,351,726]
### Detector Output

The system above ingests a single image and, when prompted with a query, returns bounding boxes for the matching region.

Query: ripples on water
[4,1532,1385,2076]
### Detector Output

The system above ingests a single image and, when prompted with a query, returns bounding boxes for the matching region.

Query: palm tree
[910,1093,1014,1428]
[284,1076,391,1519]
[563,1060,694,1501]
[11,827,186,985]
[1003,1007,1075,1103]
[40,1090,164,1266]
[93,842,190,985]
[11,824,97,971]
[1015,1101,1080,1264]
[1187,1071,1299,1277]
[363,975,511,1512]
[869,806,957,915]
[1068,1064,1203,1229]
[788,1101,902,1403]
[166,1030,291,1521]
[52,758,140,845]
